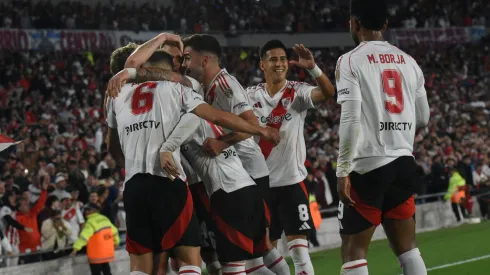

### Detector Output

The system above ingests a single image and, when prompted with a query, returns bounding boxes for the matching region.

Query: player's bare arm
[192,104,280,144]
[107,67,191,98]
[290,44,335,104]
[106,127,125,168]
[124,33,183,69]
[202,110,258,157]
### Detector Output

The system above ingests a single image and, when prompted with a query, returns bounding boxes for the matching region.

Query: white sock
[340,260,368,275]
[130,272,149,275]
[179,265,202,274]
[206,261,222,275]
[263,248,290,275]
[287,239,314,275]
[245,257,276,275]
[398,248,427,275]
[222,262,246,275]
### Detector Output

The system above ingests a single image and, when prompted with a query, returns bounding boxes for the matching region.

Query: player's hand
[289,44,315,70]
[202,138,228,157]
[261,127,280,145]
[160,33,184,54]
[107,69,130,98]
[24,227,34,233]
[337,176,355,206]
[160,152,180,181]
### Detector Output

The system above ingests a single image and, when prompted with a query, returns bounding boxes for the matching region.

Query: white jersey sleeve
[213,74,252,116]
[336,54,362,103]
[295,82,316,111]
[178,85,205,113]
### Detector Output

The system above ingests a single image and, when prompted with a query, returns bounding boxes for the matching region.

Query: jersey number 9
[382,70,403,114]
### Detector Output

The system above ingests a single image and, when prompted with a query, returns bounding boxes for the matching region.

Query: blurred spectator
[51,175,70,201]
[60,191,84,244]
[41,209,72,260]
[67,160,89,204]
[15,180,47,264]
[37,195,61,232]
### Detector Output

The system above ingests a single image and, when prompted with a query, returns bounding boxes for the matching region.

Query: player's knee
[174,246,202,267]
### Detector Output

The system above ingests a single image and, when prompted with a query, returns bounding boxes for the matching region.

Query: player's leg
[265,187,291,275]
[124,174,156,275]
[278,182,314,275]
[191,182,222,275]
[381,157,427,275]
[338,167,394,275]
[154,177,203,275]
[254,177,290,275]
[210,188,264,275]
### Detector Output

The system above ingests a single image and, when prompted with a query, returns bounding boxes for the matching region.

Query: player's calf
[340,260,368,275]
[263,247,290,275]
[245,257,276,275]
[287,238,314,275]
[222,262,246,275]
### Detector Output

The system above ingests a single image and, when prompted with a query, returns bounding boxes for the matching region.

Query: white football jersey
[62,205,84,243]
[181,119,256,196]
[106,81,206,185]
[336,41,426,173]
[245,81,316,187]
[206,69,269,179]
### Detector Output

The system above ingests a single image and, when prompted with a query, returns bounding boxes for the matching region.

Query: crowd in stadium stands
[0,0,489,32]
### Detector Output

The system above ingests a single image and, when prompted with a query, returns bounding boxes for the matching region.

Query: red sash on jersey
[205,120,225,138]
[258,86,296,159]
[63,207,76,221]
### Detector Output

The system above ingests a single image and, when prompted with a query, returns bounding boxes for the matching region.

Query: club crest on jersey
[282,98,292,109]
[222,86,233,98]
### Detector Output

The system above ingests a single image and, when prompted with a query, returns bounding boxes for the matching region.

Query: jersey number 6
[382,70,403,114]
[131,82,156,115]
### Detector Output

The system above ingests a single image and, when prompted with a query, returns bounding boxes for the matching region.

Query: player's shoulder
[185,76,202,91]
[220,69,245,90]
[286,80,313,90]
[244,82,265,95]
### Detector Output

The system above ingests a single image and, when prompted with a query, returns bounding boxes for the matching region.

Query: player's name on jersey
[380,122,412,131]
[259,113,292,125]
[367,54,406,65]
[125,120,161,135]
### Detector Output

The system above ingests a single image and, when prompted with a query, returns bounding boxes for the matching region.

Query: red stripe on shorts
[161,185,194,250]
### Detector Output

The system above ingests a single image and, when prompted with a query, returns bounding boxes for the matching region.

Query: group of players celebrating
[104,1,430,275]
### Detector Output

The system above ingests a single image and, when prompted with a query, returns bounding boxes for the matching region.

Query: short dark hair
[350,0,388,31]
[183,34,221,57]
[146,50,174,67]
[260,40,287,60]
[110,42,139,75]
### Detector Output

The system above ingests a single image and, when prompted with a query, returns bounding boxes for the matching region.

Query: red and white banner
[0,29,116,52]
[388,27,486,46]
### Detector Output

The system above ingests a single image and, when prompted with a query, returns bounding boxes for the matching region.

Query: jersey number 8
[131,82,156,115]
[382,70,403,114]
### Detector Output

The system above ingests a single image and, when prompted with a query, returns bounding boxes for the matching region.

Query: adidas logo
[299,222,311,231]
[253,102,263,108]
[298,271,308,275]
